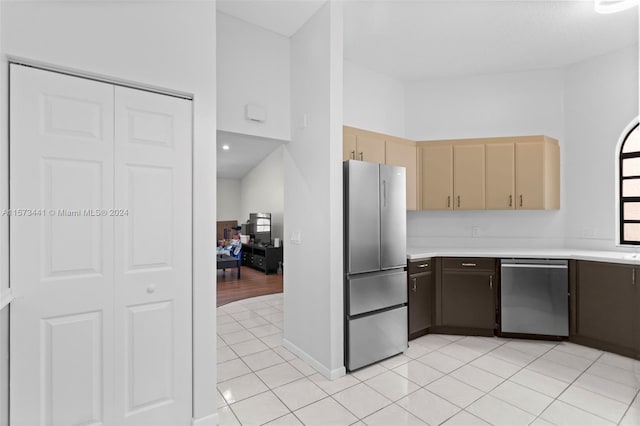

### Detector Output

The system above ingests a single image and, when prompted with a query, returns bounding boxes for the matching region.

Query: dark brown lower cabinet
[571,260,639,359]
[436,257,496,336]
[408,258,434,340]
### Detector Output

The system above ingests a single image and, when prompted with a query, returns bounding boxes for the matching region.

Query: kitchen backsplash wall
[407,210,565,249]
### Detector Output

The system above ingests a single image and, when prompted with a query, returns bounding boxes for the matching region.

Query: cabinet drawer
[442,257,495,272]
[408,258,432,274]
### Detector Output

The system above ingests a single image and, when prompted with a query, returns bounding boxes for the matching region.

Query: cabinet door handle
[447,196,450,208]
[633,269,636,285]
[489,275,493,289]
[359,152,363,161]
[351,150,356,160]
[457,195,461,208]
[412,277,417,292]
[520,194,523,207]
[461,263,477,267]
[509,195,512,207]
[417,263,429,268]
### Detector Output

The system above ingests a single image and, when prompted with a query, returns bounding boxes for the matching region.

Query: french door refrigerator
[344,160,408,371]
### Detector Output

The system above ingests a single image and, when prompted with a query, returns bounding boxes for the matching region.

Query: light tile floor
[217,293,640,425]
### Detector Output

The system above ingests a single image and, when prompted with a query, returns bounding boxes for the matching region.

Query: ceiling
[216,0,325,37]
[215,1,638,178]
[218,0,638,81]
[343,1,638,80]
[217,131,287,179]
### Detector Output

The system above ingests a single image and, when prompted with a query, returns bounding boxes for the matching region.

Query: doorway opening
[216,130,287,306]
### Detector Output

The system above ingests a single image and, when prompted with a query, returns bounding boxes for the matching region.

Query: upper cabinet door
[486,143,515,209]
[421,145,453,210]
[386,139,418,210]
[453,144,485,210]
[515,142,545,209]
[357,133,386,163]
[343,128,357,161]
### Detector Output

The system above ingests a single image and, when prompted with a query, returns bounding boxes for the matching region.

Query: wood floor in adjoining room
[217,266,283,307]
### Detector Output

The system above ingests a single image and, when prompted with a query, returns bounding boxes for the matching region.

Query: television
[248,212,271,245]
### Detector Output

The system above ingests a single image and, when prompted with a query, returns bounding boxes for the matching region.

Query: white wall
[564,45,639,250]
[343,59,406,136]
[0,2,218,424]
[284,1,345,378]
[406,69,564,141]
[240,146,284,239]
[217,12,291,141]
[217,178,242,223]
[405,69,567,249]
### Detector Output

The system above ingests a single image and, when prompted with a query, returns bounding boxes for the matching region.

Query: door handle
[457,196,460,208]
[509,195,512,207]
[383,180,387,207]
[461,263,476,267]
[412,277,417,292]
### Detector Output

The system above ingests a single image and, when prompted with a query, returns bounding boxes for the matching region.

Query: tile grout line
[530,347,624,425]
[217,294,639,426]
[617,387,640,426]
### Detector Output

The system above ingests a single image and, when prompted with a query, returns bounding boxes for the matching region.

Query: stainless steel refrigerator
[344,160,408,371]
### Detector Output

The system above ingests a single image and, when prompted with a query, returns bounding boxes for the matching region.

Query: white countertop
[407,247,640,265]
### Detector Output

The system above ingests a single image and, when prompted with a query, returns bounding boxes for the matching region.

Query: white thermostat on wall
[245,104,266,122]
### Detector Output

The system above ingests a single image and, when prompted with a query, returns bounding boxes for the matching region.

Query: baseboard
[282,338,346,380]
[192,412,218,426]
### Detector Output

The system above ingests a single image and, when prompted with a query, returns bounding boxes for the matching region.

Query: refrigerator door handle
[383,180,387,207]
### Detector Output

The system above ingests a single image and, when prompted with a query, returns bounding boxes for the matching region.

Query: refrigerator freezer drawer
[347,269,407,316]
[347,306,407,371]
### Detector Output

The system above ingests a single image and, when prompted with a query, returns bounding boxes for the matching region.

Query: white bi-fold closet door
[9,64,192,426]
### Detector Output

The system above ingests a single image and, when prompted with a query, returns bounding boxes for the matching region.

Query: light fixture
[594,0,638,13]
[222,144,230,151]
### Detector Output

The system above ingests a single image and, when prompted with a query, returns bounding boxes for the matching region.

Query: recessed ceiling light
[222,144,230,151]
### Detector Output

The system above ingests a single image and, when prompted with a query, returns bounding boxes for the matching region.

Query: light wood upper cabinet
[419,135,559,211]
[343,126,417,211]
[358,133,386,163]
[386,137,418,210]
[342,126,385,163]
[421,144,453,210]
[515,139,559,209]
[486,143,515,209]
[343,131,357,162]
[454,144,485,210]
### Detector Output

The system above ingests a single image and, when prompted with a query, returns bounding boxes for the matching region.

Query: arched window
[619,121,640,244]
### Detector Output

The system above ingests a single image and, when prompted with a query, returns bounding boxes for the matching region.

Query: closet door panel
[114,87,192,426]
[9,64,116,426]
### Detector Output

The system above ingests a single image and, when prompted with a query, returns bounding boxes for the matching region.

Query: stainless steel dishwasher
[500,259,568,338]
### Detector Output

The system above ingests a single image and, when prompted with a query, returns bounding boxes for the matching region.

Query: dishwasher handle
[501,263,567,269]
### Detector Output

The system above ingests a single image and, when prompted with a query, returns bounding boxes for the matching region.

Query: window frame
[618,119,640,246]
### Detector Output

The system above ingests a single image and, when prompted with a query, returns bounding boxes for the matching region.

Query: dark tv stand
[241,243,283,275]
